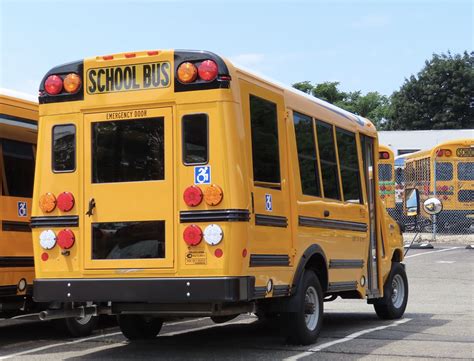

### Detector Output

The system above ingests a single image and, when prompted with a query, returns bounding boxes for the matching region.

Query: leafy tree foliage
[387,51,473,130]
[292,51,473,130]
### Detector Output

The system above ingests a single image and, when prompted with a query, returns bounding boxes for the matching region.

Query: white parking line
[0,317,256,360]
[405,246,461,258]
[284,318,411,361]
[0,317,210,360]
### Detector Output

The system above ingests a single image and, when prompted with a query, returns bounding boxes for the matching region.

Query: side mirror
[423,197,443,215]
[404,188,419,217]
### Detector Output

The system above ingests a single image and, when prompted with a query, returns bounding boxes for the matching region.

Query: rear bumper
[33,277,255,303]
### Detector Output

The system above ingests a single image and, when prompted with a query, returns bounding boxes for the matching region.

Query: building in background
[379,129,473,156]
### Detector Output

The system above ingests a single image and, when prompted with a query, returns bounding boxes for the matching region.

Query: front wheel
[374,262,409,319]
[118,315,163,340]
[286,270,323,345]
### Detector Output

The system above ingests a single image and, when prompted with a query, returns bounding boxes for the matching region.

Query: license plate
[86,62,171,95]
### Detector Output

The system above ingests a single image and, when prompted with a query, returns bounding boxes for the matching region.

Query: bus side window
[335,128,362,203]
[293,111,321,197]
[182,114,208,165]
[52,124,76,172]
[315,121,341,200]
[1,139,35,197]
[249,95,281,187]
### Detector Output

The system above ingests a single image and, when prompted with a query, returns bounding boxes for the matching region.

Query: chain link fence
[389,158,473,246]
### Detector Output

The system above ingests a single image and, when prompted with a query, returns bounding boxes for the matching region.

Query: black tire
[118,315,163,340]
[210,314,239,324]
[61,315,98,337]
[374,262,409,319]
[286,270,324,345]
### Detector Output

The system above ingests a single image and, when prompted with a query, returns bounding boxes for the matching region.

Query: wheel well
[391,249,402,263]
[304,254,328,292]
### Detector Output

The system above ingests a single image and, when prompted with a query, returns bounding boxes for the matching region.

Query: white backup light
[40,230,57,250]
[203,224,223,246]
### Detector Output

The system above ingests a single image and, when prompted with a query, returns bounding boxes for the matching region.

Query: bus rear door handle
[86,198,96,217]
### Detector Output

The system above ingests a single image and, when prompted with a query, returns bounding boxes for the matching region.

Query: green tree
[387,51,473,130]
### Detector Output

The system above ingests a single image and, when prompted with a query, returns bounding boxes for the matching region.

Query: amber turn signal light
[177,62,198,83]
[204,184,223,206]
[63,73,81,93]
[39,193,57,213]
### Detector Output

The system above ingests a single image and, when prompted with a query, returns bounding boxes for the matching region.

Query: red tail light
[379,151,390,159]
[183,186,203,207]
[57,229,75,249]
[183,225,203,246]
[198,60,218,81]
[45,75,63,95]
[57,192,75,212]
[437,149,451,157]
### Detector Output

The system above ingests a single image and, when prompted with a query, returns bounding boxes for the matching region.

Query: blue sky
[0,0,472,96]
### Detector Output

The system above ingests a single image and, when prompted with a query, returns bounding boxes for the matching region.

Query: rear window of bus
[458,162,473,180]
[435,162,453,181]
[378,164,393,181]
[182,114,208,165]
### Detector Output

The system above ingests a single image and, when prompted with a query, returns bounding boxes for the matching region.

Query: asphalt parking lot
[0,245,472,360]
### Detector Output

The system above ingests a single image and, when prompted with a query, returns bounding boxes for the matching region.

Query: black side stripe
[250,254,290,267]
[255,214,288,228]
[299,216,367,232]
[30,216,79,228]
[0,285,19,296]
[0,257,34,268]
[327,281,358,293]
[329,259,364,269]
[180,209,250,223]
[2,221,31,232]
[253,287,267,299]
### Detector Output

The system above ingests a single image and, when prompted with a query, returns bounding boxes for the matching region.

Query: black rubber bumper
[33,277,255,303]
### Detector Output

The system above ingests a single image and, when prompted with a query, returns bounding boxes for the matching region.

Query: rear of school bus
[32,50,406,344]
[32,50,257,323]
[378,145,396,217]
[0,90,37,315]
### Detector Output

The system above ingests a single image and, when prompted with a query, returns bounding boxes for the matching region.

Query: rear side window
[435,162,453,181]
[249,95,280,186]
[53,124,76,172]
[458,162,473,180]
[336,129,362,203]
[1,139,35,197]
[378,164,393,181]
[293,112,320,197]
[92,118,164,183]
[316,121,340,200]
[182,114,208,165]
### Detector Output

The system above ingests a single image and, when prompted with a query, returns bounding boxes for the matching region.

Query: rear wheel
[118,315,163,340]
[286,271,323,345]
[61,314,98,337]
[374,262,408,319]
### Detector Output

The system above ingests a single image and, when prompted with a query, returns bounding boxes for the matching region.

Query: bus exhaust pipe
[39,305,97,321]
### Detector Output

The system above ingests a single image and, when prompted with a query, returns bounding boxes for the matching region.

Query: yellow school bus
[32,50,406,344]
[0,90,97,336]
[404,139,474,231]
[378,145,396,215]
[0,89,37,316]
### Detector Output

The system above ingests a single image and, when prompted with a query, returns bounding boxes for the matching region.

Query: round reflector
[183,225,203,246]
[203,224,223,246]
[57,229,75,249]
[44,75,63,95]
[63,73,81,93]
[177,62,198,83]
[198,60,218,81]
[39,193,57,213]
[214,248,223,258]
[39,230,56,250]
[57,192,75,212]
[183,186,203,207]
[204,184,223,206]
[41,252,49,261]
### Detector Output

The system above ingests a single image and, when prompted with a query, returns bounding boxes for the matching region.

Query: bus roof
[226,58,377,137]
[404,138,474,161]
[0,88,37,104]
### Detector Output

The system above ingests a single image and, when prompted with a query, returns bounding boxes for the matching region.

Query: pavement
[0,245,472,360]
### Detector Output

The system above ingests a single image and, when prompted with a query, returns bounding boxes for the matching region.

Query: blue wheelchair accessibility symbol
[265,194,273,211]
[17,201,27,217]
[194,166,211,184]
